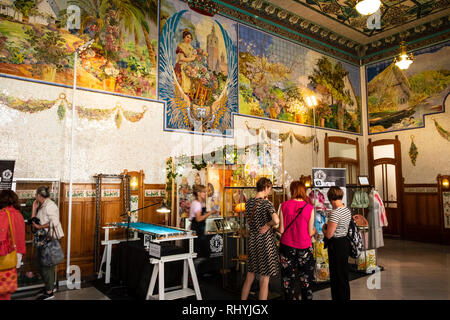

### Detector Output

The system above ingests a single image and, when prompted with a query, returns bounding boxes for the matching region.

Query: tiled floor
[17,238,450,300]
[53,287,110,300]
[315,238,450,300]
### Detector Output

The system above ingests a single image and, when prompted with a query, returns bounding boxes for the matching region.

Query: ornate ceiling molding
[290,0,449,37]
[216,0,362,63]
[212,0,450,64]
[362,15,449,64]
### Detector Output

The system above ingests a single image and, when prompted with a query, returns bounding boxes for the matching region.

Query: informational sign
[358,176,370,186]
[311,168,348,208]
[149,242,161,258]
[312,168,346,188]
[0,160,15,190]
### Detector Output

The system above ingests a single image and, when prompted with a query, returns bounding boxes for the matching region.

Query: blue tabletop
[118,222,185,235]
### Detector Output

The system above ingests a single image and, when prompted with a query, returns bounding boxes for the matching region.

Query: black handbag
[40,225,64,267]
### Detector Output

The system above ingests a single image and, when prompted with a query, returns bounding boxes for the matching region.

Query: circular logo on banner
[314,169,326,187]
[2,169,12,181]
[314,170,326,181]
[210,234,223,254]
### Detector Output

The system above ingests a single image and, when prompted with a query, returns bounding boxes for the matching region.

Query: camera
[27,216,41,226]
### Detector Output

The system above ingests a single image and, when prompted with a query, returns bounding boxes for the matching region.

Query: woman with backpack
[278,181,315,300]
[322,186,352,301]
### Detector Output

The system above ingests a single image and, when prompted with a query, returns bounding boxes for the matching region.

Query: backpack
[346,217,364,259]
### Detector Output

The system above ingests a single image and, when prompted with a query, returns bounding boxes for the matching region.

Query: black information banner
[0,160,15,190]
[312,167,346,188]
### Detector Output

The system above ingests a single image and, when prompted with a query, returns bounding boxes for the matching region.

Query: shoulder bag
[276,204,306,243]
[283,204,307,234]
[40,224,64,267]
[0,209,17,271]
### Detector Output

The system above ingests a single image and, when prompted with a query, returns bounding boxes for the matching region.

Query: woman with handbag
[32,186,64,300]
[0,190,26,300]
[241,178,279,300]
[278,181,315,300]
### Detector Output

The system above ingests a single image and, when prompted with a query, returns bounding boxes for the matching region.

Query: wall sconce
[300,175,312,188]
[442,178,450,189]
[130,176,139,191]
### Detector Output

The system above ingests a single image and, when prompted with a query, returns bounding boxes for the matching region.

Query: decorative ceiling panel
[293,0,449,36]
[216,0,449,64]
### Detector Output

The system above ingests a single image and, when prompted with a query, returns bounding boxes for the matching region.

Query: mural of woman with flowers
[159,2,238,136]
[175,29,197,95]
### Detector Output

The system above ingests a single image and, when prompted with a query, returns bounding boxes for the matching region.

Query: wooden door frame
[324,133,360,183]
[367,135,404,237]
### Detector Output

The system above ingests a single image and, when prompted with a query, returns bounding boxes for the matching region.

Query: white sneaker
[36,292,54,300]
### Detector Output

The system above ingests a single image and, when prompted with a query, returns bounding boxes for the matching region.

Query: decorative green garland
[409,135,418,166]
[0,92,147,129]
[245,121,315,146]
[433,118,450,141]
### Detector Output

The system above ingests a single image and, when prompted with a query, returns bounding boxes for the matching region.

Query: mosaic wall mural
[159,0,238,136]
[0,0,158,98]
[239,24,362,133]
[367,41,449,134]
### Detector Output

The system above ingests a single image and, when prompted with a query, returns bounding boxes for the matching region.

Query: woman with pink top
[279,181,315,300]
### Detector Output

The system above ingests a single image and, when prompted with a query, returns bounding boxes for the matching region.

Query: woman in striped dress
[241,178,279,300]
[322,186,352,301]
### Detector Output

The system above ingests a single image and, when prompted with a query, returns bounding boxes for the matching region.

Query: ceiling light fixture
[355,0,381,15]
[394,41,414,70]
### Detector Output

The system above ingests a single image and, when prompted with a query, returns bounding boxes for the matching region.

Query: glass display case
[222,186,285,292]
[11,178,61,297]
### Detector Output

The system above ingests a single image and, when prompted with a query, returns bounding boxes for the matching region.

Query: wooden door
[368,136,404,236]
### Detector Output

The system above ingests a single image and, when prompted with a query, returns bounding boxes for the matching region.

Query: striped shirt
[329,206,352,238]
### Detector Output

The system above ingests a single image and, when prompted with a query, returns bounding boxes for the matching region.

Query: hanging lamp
[355,0,381,15]
[394,41,414,70]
